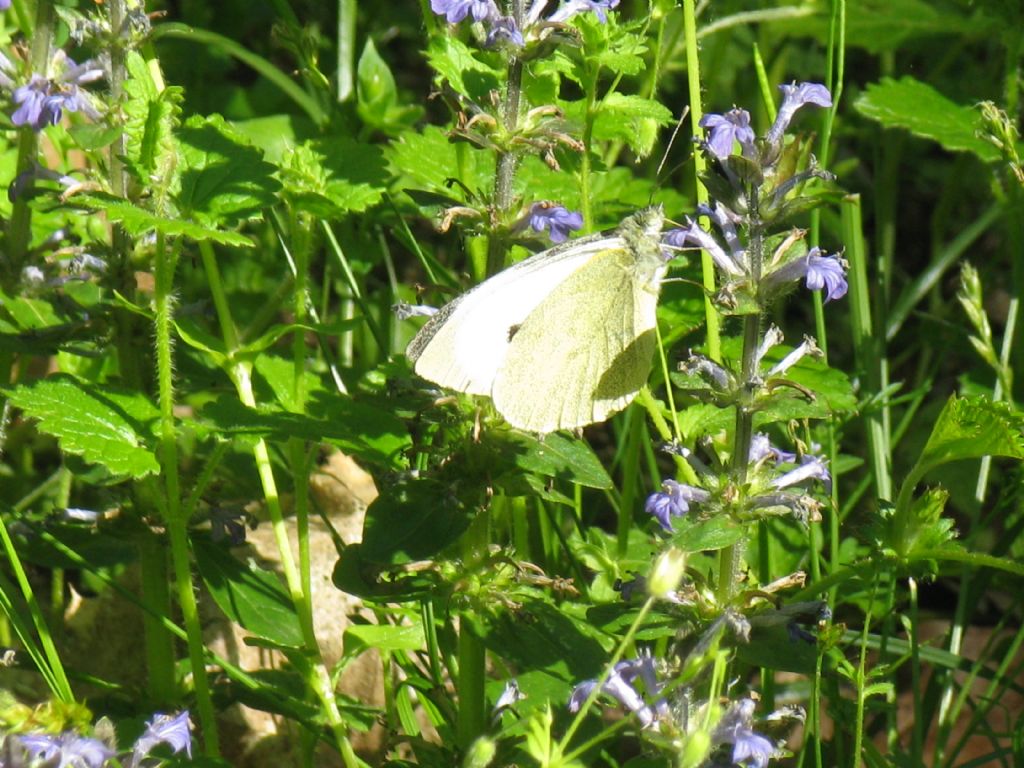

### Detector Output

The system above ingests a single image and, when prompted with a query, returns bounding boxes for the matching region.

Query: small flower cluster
[568,650,667,728]
[431,0,620,48]
[666,83,847,307]
[644,432,830,533]
[2,711,192,768]
[0,50,103,132]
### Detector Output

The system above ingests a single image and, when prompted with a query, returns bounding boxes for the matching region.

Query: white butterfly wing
[408,234,623,395]
[492,245,665,432]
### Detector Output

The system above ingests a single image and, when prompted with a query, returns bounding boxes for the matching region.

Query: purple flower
[766,335,822,377]
[803,250,847,300]
[733,728,775,768]
[548,0,620,23]
[430,0,498,23]
[0,0,10,10]
[763,247,847,301]
[8,162,78,202]
[493,679,526,714]
[766,82,832,146]
[772,454,832,495]
[713,699,776,768]
[527,202,583,243]
[568,662,654,727]
[12,75,52,129]
[130,711,192,766]
[485,15,524,47]
[11,56,103,132]
[749,433,797,466]
[665,220,745,276]
[699,108,755,159]
[645,479,709,532]
[17,732,115,768]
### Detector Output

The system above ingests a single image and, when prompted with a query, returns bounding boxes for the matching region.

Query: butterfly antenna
[654,106,691,191]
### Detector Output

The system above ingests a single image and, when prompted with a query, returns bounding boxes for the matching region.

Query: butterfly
[407,206,668,433]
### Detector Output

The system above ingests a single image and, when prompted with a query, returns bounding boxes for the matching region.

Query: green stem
[682,0,721,362]
[336,0,356,102]
[0,512,72,701]
[197,240,358,766]
[457,507,490,748]
[3,0,52,288]
[154,232,219,755]
[560,596,656,757]
[486,0,524,276]
[842,196,892,500]
[138,532,176,704]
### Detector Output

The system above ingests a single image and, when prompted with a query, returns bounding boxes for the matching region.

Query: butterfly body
[408,207,666,432]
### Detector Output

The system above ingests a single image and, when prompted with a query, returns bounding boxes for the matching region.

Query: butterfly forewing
[408,234,622,395]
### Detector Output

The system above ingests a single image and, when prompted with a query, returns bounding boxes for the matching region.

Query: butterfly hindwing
[492,243,665,432]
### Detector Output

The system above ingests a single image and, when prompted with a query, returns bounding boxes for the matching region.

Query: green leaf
[672,516,743,553]
[360,477,474,564]
[802,0,990,54]
[71,193,254,246]
[425,35,501,102]
[280,138,388,216]
[591,94,673,156]
[854,77,1000,162]
[3,375,160,478]
[343,623,426,655]
[357,38,398,118]
[355,38,422,133]
[193,537,303,649]
[199,395,411,469]
[505,432,613,490]
[68,124,122,152]
[387,125,493,201]
[122,50,183,185]
[176,114,282,228]
[476,598,609,681]
[917,394,1024,477]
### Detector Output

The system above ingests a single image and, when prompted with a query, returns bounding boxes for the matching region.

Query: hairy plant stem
[3,0,52,289]
[485,0,524,277]
[718,199,764,605]
[154,232,220,754]
[197,240,359,766]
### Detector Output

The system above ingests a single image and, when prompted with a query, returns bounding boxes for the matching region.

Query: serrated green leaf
[854,77,999,162]
[387,125,492,200]
[72,193,254,246]
[918,394,1024,476]
[122,50,183,186]
[280,137,388,215]
[425,35,501,102]
[4,375,160,478]
[590,94,673,155]
[176,114,281,227]
[192,537,303,648]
